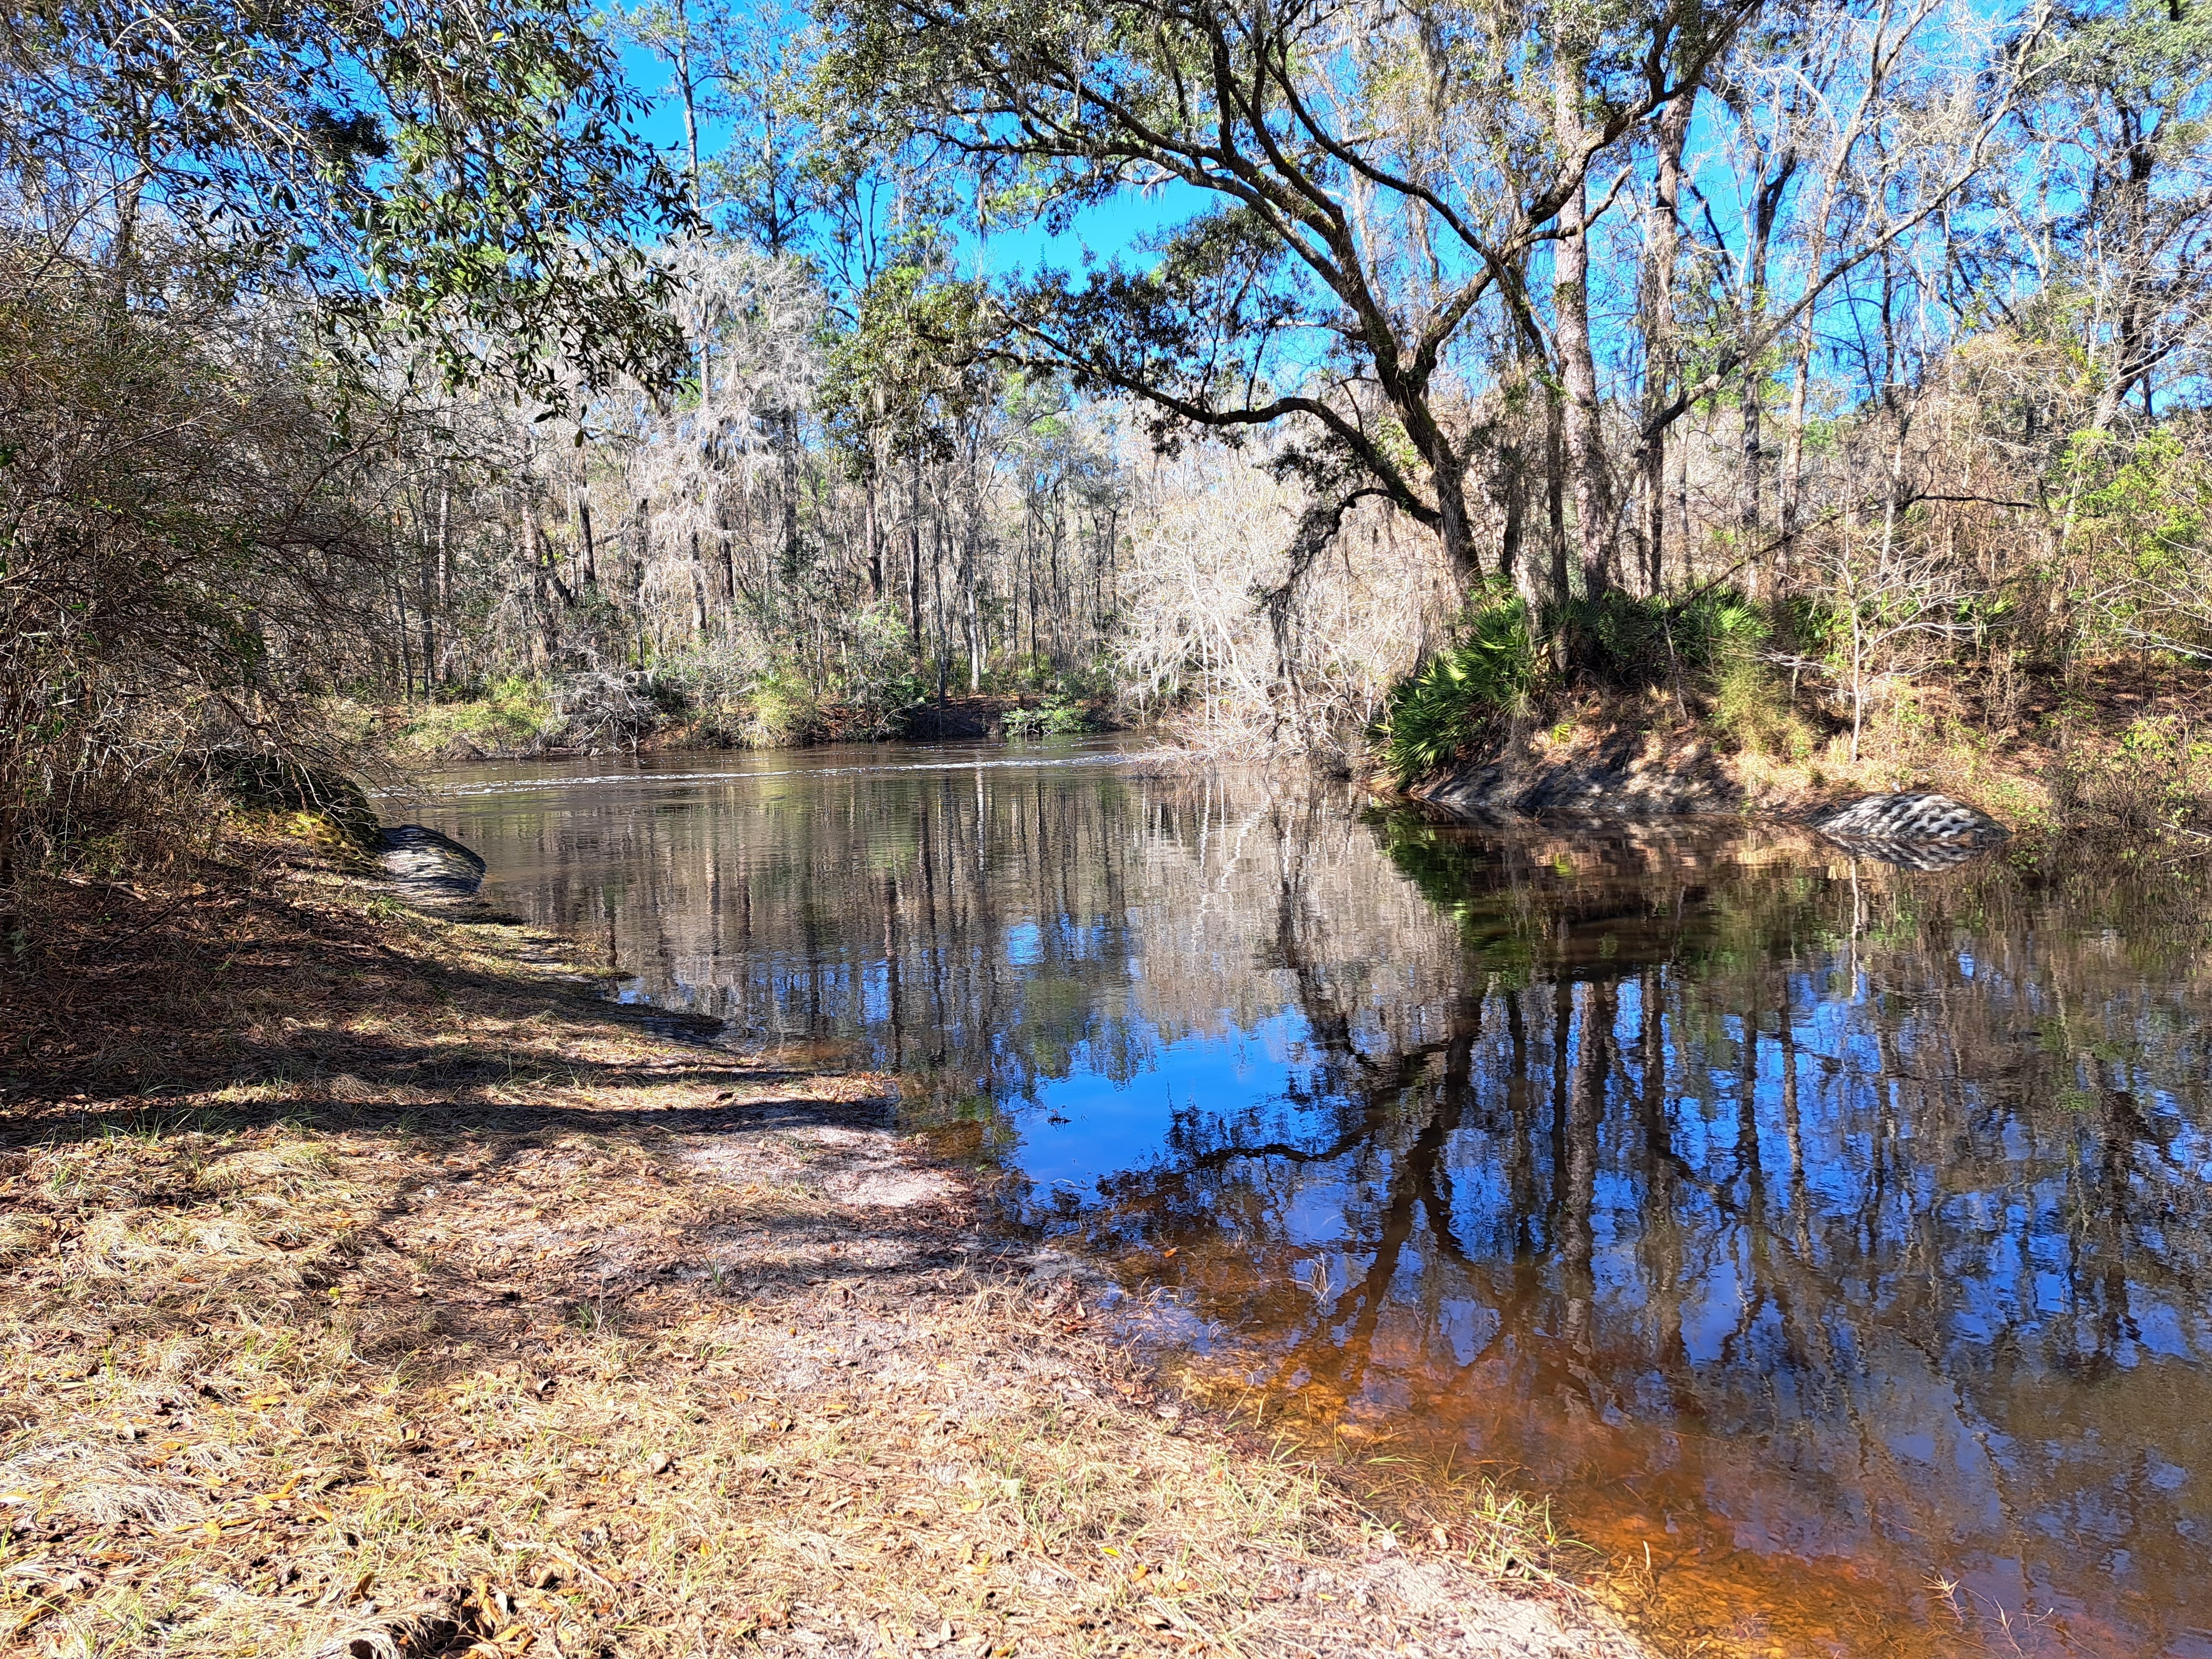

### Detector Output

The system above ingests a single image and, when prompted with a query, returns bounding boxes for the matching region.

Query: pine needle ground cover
[0,846,1631,1659]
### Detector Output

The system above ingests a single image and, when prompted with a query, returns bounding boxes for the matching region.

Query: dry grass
[1743,656,2212,836]
[0,836,1632,1659]
[1438,655,2212,850]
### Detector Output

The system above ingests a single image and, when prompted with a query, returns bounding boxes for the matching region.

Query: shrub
[1711,656,1818,759]
[389,677,559,758]
[1004,694,1093,741]
[2050,715,2212,842]
[742,672,825,748]
[1556,587,1770,686]
[549,670,661,751]
[1040,694,1092,734]
[214,754,381,848]
[1,246,389,908]
[838,605,929,736]
[639,663,699,716]
[1376,590,1536,783]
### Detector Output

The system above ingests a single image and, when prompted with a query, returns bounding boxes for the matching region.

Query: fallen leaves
[0,856,1604,1659]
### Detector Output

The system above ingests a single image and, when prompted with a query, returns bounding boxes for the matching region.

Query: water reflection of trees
[1079,809,2212,1650]
[439,760,2212,1650]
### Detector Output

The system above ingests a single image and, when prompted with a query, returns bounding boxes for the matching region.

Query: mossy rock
[283,808,378,858]
[217,753,381,850]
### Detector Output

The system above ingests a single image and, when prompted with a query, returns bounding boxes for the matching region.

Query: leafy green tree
[2016,0,2212,428]
[0,0,695,939]
[815,0,1758,594]
[0,0,692,395]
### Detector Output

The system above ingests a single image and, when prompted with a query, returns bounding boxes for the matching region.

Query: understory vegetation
[1376,588,1784,782]
[355,658,1105,762]
[1374,557,2212,845]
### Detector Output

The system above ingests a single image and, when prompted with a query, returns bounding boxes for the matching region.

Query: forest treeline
[4,0,2211,928]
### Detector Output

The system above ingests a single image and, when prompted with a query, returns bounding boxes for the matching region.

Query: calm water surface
[398,741,2212,1658]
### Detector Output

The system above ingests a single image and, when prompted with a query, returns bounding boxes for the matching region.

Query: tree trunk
[689,529,709,639]
[1547,390,1570,630]
[964,438,984,691]
[676,34,713,410]
[419,488,439,693]
[1780,142,1832,566]
[965,556,982,693]
[931,509,949,707]
[1552,33,1609,604]
[865,462,883,601]
[527,512,561,670]
[1499,436,1527,599]
[391,556,416,699]
[778,406,802,578]
[629,495,650,665]
[1024,500,1039,668]
[2111,121,2157,413]
[1780,301,1817,570]
[1641,91,1693,596]
[1433,451,1482,587]
[1741,328,1766,569]
[1739,152,1797,597]
[908,443,925,651]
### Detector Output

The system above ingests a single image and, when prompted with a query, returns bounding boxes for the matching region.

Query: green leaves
[1376,590,1536,783]
[819,235,1004,460]
[0,0,694,402]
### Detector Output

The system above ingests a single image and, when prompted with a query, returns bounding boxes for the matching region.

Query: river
[394,739,2212,1658]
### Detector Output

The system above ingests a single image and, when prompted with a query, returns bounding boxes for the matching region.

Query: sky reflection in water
[400,741,2212,1658]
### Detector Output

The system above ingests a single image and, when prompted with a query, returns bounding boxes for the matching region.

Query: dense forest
[4,0,2211,920]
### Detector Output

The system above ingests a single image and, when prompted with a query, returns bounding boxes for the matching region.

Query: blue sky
[599,1,2081,408]
[610,23,1184,275]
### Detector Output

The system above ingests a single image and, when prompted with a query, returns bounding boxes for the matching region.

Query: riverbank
[0,832,1638,1658]
[1391,656,2212,844]
[352,682,1116,763]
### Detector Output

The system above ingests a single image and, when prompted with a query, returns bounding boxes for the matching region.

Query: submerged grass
[0,836,1630,1658]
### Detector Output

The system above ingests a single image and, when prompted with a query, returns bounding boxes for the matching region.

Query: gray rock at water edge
[1809,792,2009,843]
[1807,793,2009,868]
[375,825,487,896]
[1819,837,1998,872]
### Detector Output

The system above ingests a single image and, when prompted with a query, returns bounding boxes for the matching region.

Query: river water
[397,740,2212,1658]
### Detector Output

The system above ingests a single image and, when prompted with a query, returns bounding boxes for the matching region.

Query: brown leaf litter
[0,836,1641,1658]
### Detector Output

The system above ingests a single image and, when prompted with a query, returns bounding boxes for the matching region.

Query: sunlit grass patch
[382,677,562,761]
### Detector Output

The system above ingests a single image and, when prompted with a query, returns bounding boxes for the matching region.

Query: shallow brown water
[397,743,2212,1657]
